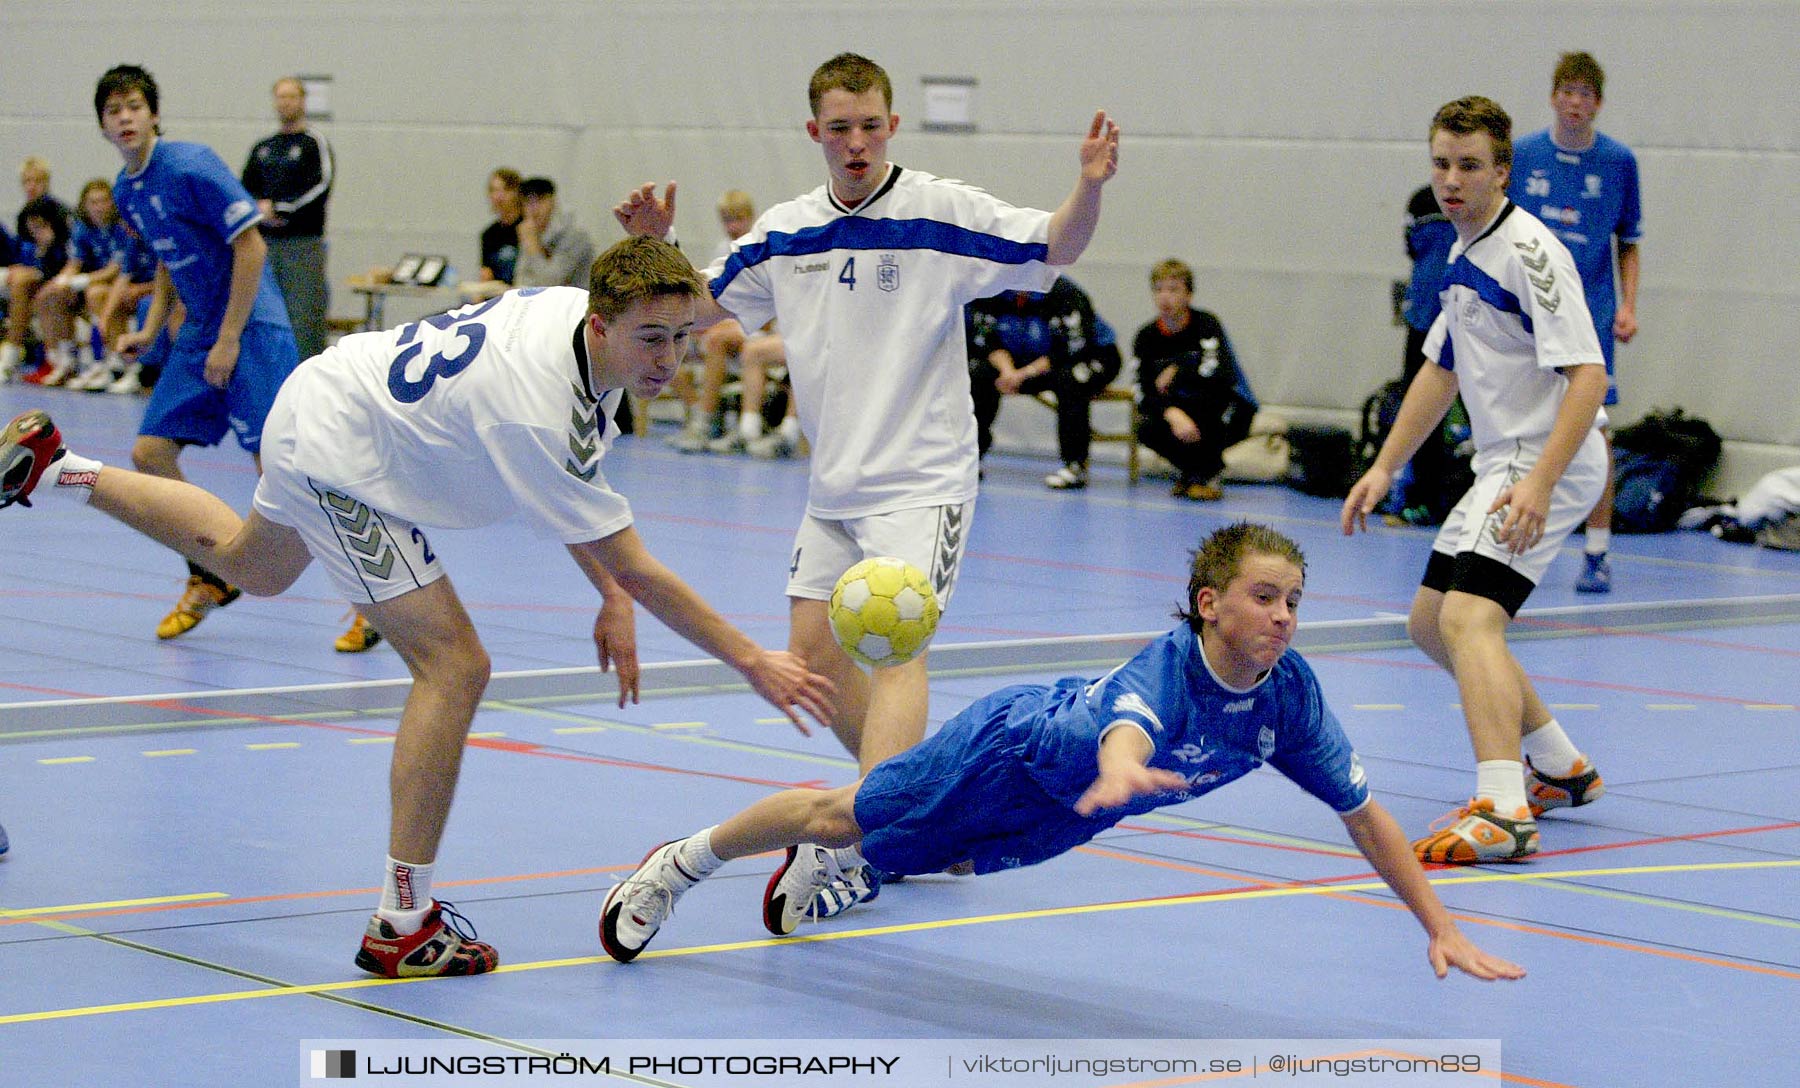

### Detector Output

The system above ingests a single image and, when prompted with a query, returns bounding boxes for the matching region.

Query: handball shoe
[601,840,700,963]
[156,576,242,639]
[809,854,882,920]
[336,613,384,653]
[763,843,877,936]
[1413,798,1539,864]
[354,901,497,978]
[1526,757,1605,817]
[0,410,66,510]
[1575,553,1612,593]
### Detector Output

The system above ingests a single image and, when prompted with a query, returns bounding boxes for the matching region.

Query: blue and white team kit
[113,139,298,452]
[1508,129,1642,388]
[854,623,1370,876]
[254,287,630,603]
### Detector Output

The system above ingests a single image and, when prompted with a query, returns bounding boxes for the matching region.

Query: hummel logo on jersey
[224,199,254,228]
[793,260,830,275]
[1516,244,1548,272]
[1221,697,1254,714]
[1111,692,1165,734]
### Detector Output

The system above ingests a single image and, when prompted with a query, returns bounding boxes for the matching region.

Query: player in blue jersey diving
[601,521,1525,982]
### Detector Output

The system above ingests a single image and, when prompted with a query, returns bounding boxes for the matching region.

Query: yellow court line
[0,892,229,920]
[347,736,396,745]
[468,731,507,739]
[651,721,707,731]
[37,756,94,765]
[1548,703,1599,711]
[7,858,1794,1026]
[551,725,608,735]
[1744,704,1796,711]
[246,742,301,750]
[142,748,197,758]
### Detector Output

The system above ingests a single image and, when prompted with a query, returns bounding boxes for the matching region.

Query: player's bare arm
[1340,801,1526,981]
[1074,724,1190,816]
[1046,111,1120,266]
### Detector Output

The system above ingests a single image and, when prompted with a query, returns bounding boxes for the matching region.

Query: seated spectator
[1,157,70,381]
[46,179,134,389]
[512,176,596,288]
[461,167,522,301]
[670,190,791,455]
[966,275,1121,490]
[1132,258,1258,501]
[9,197,75,385]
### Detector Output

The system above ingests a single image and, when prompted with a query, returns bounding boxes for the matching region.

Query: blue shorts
[854,685,1120,876]
[138,322,299,454]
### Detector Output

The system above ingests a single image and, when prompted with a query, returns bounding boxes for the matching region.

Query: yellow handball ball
[829,557,942,668]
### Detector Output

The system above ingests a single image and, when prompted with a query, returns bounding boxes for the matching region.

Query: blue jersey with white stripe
[1509,130,1641,360]
[1011,623,1370,817]
[114,139,291,341]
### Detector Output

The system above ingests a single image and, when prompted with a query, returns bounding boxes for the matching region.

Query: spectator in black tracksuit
[1132,258,1257,501]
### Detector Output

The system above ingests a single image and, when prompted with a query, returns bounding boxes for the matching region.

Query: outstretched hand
[1078,110,1121,184]
[614,182,677,238]
[592,596,641,708]
[1074,763,1189,816]
[744,650,836,736]
[1428,928,1527,981]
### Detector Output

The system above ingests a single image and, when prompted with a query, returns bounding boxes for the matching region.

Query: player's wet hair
[809,53,893,115]
[1431,95,1512,171]
[1552,51,1605,99]
[586,237,706,322]
[94,65,159,126]
[1177,522,1306,632]
[1149,258,1193,292]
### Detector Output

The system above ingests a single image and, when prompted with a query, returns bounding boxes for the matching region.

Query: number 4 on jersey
[838,257,856,291]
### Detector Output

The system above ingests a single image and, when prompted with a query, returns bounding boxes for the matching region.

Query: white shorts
[786,500,975,608]
[251,401,446,604]
[1430,431,1607,588]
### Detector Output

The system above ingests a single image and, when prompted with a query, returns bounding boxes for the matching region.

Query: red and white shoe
[354,900,498,978]
[0,411,67,509]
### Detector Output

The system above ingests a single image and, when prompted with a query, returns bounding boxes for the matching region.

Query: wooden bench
[1028,385,1142,484]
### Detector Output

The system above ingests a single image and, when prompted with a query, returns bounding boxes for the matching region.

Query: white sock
[1522,719,1583,777]
[0,342,22,371]
[1475,760,1529,819]
[50,450,102,506]
[378,856,435,933]
[830,844,867,869]
[677,826,726,878]
[777,416,801,441]
[48,342,74,367]
[1585,527,1611,555]
[738,413,765,440]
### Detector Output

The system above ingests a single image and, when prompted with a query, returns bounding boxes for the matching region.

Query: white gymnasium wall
[2,1,1794,478]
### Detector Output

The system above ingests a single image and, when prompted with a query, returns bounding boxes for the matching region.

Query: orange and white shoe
[355,900,498,978]
[1413,798,1539,864]
[335,613,384,653]
[1526,757,1605,817]
[156,575,241,639]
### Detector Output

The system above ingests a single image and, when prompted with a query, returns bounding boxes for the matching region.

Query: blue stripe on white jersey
[1444,252,1533,338]
[712,216,1050,297]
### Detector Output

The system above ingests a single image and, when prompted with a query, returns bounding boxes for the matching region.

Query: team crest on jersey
[1584,174,1603,198]
[877,253,900,292]
[1256,725,1276,760]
